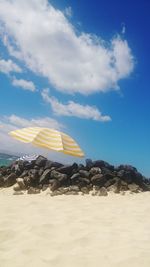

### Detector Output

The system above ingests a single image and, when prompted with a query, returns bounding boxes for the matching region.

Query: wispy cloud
[0,58,22,74]
[12,78,36,92]
[0,0,134,95]
[64,6,73,18]
[42,89,111,122]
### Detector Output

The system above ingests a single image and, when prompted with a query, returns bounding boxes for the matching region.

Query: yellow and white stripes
[9,127,84,157]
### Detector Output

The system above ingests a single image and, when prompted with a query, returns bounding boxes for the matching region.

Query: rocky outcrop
[0,156,150,196]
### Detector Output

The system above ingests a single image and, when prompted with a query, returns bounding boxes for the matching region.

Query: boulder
[86,159,93,170]
[57,164,75,175]
[50,170,67,183]
[39,169,51,184]
[89,167,101,176]
[128,183,140,193]
[16,178,26,190]
[91,174,106,186]
[4,173,17,187]
[49,179,60,191]
[35,156,47,168]
[79,170,89,178]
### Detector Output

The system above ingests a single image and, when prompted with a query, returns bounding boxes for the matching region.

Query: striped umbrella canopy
[18,154,39,162]
[9,127,84,158]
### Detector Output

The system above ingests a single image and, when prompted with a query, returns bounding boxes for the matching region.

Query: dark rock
[4,173,17,187]
[117,165,137,172]
[91,174,106,186]
[20,170,29,178]
[78,164,86,171]
[49,179,60,191]
[39,169,51,184]
[35,156,47,168]
[27,187,41,194]
[79,177,90,186]
[70,173,80,181]
[50,162,63,168]
[89,167,101,176]
[38,168,44,176]
[44,160,53,170]
[0,175,4,187]
[79,170,89,178]
[29,169,39,180]
[57,164,75,175]
[50,170,67,183]
[93,160,114,170]
[86,159,93,170]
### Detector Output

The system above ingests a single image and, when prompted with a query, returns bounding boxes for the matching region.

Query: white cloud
[12,77,36,92]
[0,58,22,74]
[0,0,134,95]
[42,89,111,122]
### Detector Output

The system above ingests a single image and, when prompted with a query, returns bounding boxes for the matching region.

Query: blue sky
[0,0,150,177]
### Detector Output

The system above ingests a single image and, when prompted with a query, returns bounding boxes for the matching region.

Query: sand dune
[0,189,150,267]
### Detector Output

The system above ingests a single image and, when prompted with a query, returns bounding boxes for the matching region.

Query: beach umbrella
[9,127,84,157]
[17,154,39,162]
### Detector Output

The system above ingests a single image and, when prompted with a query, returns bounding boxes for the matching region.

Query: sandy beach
[0,190,150,267]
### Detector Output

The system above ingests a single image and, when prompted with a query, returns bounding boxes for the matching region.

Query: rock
[89,167,101,176]
[50,162,63,168]
[50,170,67,183]
[117,165,137,172]
[80,187,89,194]
[29,169,39,180]
[107,183,120,194]
[42,184,49,191]
[69,185,80,192]
[20,170,29,178]
[0,175,4,187]
[79,170,89,178]
[38,168,44,176]
[39,169,51,184]
[98,187,108,196]
[44,160,53,170]
[91,174,106,186]
[4,173,17,187]
[70,173,80,182]
[57,163,78,175]
[79,177,90,186]
[35,156,47,168]
[86,159,93,170]
[27,187,41,194]
[57,187,69,194]
[13,184,21,191]
[16,178,26,190]
[49,179,60,191]
[128,183,140,193]
[93,160,114,170]
[23,176,31,186]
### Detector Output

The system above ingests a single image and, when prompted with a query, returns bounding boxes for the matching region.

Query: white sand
[0,189,150,267]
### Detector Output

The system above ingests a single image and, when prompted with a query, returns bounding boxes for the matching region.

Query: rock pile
[0,156,150,196]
